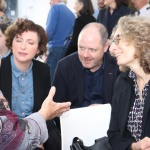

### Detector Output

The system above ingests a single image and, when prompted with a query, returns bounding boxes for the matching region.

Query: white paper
[60,104,111,150]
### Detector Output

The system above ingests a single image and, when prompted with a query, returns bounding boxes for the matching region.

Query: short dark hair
[78,0,94,16]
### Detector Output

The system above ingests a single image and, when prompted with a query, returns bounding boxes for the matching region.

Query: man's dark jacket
[53,52,120,108]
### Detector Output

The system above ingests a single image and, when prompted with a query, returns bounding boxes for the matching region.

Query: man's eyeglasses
[111,34,121,45]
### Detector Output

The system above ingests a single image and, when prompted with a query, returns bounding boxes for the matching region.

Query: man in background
[93,0,105,19]
[46,0,75,83]
[131,0,150,16]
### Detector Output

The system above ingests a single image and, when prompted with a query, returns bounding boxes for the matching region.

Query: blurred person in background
[98,0,105,9]
[94,0,105,19]
[46,0,75,83]
[65,0,96,56]
[97,0,133,38]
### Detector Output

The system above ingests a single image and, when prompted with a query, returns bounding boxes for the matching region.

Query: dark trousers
[44,120,61,150]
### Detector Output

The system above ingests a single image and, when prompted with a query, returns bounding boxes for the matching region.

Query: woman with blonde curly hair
[108,15,150,150]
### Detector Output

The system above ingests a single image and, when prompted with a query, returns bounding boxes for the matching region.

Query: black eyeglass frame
[111,34,121,45]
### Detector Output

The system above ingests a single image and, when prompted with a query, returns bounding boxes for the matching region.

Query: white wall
[18,0,50,29]
[17,0,97,29]
[92,0,98,10]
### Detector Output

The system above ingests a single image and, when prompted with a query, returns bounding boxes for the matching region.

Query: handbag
[70,136,111,150]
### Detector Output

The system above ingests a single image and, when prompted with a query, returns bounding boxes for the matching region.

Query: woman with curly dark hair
[0,18,61,149]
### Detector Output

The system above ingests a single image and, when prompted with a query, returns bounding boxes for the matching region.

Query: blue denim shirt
[11,55,33,118]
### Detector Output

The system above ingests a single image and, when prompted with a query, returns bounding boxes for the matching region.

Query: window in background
[5,0,18,21]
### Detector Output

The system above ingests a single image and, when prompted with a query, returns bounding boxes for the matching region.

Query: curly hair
[5,18,48,57]
[77,0,94,16]
[114,16,150,74]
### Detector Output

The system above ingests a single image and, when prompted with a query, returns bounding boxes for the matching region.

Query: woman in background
[65,0,96,56]
[97,0,133,38]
